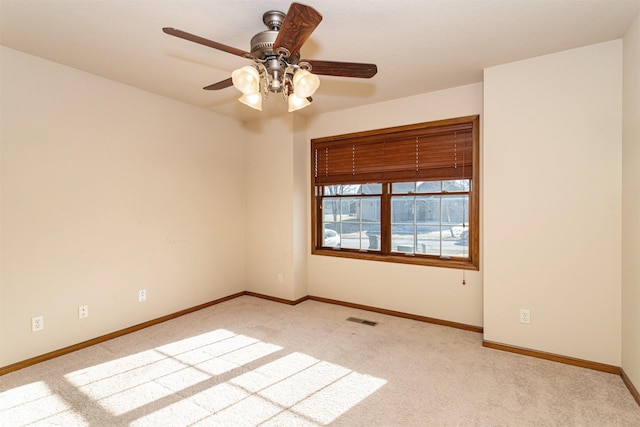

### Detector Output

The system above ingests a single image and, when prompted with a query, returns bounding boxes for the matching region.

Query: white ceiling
[1,0,639,122]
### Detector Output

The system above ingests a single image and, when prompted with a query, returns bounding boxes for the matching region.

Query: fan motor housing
[250,30,278,59]
[251,29,300,61]
[250,10,300,63]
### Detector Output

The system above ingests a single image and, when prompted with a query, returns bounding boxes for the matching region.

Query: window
[311,116,479,270]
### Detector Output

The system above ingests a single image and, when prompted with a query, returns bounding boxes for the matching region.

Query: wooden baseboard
[0,292,245,376]
[621,368,640,406]
[244,291,309,305]
[482,340,620,374]
[482,340,640,407]
[244,293,483,333]
[308,295,484,333]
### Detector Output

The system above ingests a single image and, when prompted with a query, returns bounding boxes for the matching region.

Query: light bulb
[232,66,260,94]
[288,94,311,112]
[238,93,262,111]
[292,69,320,98]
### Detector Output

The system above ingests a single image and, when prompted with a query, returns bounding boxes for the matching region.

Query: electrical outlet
[520,309,531,324]
[277,273,283,284]
[138,289,146,302]
[32,316,44,332]
[79,305,89,319]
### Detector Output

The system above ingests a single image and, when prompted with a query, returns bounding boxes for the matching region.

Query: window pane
[322,196,341,248]
[442,195,468,225]
[391,196,414,223]
[394,181,448,194]
[392,182,416,194]
[417,225,441,256]
[362,197,381,222]
[365,224,381,250]
[416,196,440,224]
[340,185,363,195]
[362,183,382,194]
[323,228,340,248]
[392,225,415,253]
[416,181,442,193]
[324,184,383,196]
[322,198,339,221]
[341,199,358,218]
[442,226,469,258]
[443,179,470,192]
[324,185,341,195]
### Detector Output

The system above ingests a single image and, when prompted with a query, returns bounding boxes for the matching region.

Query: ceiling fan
[162,2,377,112]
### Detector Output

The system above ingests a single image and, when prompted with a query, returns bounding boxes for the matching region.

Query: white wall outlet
[79,305,89,319]
[138,289,146,302]
[277,274,284,284]
[520,309,531,324]
[32,316,44,332]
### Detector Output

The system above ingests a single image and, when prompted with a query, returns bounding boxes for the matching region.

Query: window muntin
[311,116,479,270]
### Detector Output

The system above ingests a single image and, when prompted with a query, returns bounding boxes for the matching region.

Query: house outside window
[312,115,479,270]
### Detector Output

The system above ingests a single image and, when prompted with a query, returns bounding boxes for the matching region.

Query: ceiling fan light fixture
[164,3,377,114]
[288,93,311,112]
[292,69,320,98]
[232,66,260,94]
[238,92,263,111]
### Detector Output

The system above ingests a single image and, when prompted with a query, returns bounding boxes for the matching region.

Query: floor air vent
[346,316,378,326]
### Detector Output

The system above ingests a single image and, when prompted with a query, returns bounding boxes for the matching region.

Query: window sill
[311,248,479,270]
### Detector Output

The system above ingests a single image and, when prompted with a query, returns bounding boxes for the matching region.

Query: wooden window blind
[313,116,476,186]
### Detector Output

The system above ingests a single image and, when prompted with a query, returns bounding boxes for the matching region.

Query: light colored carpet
[1,295,639,426]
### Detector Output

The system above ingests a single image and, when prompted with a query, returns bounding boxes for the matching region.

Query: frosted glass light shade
[238,93,262,111]
[292,69,320,98]
[288,94,311,112]
[232,66,260,94]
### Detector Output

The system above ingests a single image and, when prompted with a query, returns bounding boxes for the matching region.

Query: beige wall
[484,41,623,365]
[623,14,640,391]
[244,115,309,300]
[0,47,247,366]
[305,84,484,328]
[292,115,309,300]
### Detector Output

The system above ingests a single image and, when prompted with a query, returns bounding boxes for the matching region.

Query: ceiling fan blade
[301,60,378,78]
[273,3,322,57]
[203,77,233,90]
[163,27,250,58]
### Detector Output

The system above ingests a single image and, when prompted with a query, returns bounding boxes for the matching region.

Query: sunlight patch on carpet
[288,371,387,424]
[189,352,387,425]
[40,328,388,425]
[64,329,282,417]
[0,381,87,426]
